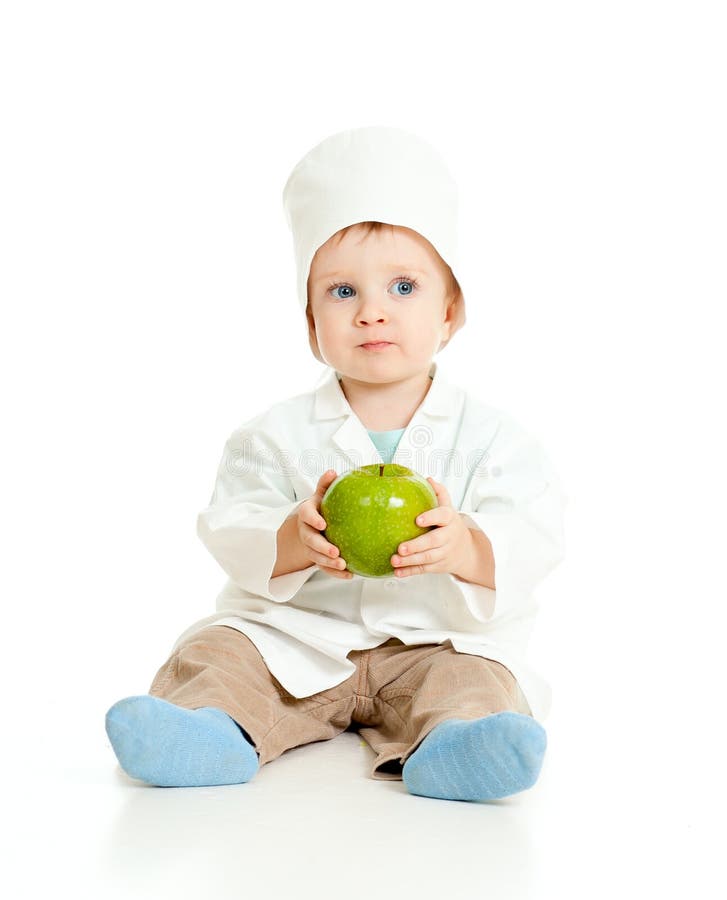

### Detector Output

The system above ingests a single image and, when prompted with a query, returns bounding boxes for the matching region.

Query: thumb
[317,469,338,495]
[427,476,448,506]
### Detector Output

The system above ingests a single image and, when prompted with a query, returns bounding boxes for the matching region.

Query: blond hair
[305,221,465,364]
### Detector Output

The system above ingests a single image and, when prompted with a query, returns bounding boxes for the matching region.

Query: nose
[357,312,387,326]
[356,293,389,326]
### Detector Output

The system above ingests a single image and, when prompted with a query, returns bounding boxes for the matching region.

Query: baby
[105,126,567,802]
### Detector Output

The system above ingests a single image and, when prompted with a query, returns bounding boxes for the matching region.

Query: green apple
[321,463,438,578]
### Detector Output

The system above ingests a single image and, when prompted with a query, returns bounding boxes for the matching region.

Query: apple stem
[379,465,384,476]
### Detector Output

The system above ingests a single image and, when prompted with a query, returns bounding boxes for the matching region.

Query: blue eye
[392,278,416,296]
[329,284,355,300]
[326,276,419,301]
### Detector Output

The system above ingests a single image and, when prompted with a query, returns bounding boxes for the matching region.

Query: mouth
[359,341,394,351]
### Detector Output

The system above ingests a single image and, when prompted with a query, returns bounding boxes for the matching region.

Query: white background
[2,2,725,897]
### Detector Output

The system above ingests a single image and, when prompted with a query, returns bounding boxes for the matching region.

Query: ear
[442,295,457,337]
[306,304,325,364]
[306,301,316,332]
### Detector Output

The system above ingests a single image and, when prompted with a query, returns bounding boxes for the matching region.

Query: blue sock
[105,695,259,787]
[402,712,547,802]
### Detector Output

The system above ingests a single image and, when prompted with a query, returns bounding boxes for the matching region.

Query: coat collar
[312,360,462,470]
[313,359,454,421]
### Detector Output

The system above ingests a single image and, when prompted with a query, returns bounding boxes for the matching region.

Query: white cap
[281,125,461,318]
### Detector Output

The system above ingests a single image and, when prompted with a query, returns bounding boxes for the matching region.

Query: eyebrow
[315,266,428,281]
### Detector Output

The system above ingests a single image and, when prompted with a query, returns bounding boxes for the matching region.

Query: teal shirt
[367,427,406,464]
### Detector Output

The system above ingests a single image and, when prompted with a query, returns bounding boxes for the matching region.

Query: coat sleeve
[196,425,318,602]
[451,414,567,623]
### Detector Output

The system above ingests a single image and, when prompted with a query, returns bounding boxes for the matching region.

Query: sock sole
[402,711,547,802]
[105,695,259,787]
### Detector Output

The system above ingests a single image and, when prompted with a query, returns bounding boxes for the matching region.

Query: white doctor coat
[172,360,567,722]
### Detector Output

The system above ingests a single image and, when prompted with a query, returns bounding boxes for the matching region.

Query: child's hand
[390,477,472,578]
[297,470,354,580]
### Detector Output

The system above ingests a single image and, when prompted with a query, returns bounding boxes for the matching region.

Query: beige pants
[149,625,533,781]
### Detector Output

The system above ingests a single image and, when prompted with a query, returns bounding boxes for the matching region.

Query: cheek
[314,318,332,338]
[312,318,343,352]
[413,322,444,344]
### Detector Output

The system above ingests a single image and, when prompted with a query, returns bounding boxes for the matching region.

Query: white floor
[6,507,726,899]
[6,690,723,900]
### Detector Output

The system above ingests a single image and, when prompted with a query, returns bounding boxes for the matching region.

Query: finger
[299,498,328,529]
[305,531,341,559]
[395,530,443,557]
[321,565,354,579]
[392,546,441,569]
[314,555,353,578]
[394,536,425,558]
[414,505,452,530]
[394,563,426,578]
[300,519,322,540]
[317,469,338,493]
[308,547,347,570]
[302,509,327,531]
[427,476,452,507]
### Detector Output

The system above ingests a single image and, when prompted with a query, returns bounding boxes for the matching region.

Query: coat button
[385,579,398,589]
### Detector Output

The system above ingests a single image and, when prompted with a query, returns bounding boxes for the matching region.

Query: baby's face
[307,223,454,383]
